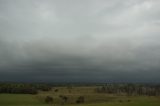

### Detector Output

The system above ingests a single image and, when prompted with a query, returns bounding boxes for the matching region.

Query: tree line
[95,83,160,96]
[0,83,52,94]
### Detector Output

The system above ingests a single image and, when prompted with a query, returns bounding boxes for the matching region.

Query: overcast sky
[0,0,160,83]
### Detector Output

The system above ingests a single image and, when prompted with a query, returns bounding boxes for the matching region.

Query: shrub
[127,99,131,102]
[59,95,68,104]
[119,100,123,103]
[45,96,53,104]
[54,89,59,92]
[76,96,85,104]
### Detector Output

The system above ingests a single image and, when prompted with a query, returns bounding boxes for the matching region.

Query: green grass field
[0,86,160,106]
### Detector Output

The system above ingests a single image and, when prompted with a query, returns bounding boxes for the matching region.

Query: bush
[45,96,53,104]
[59,95,68,104]
[127,99,131,102]
[119,100,123,103]
[54,89,59,92]
[76,96,85,104]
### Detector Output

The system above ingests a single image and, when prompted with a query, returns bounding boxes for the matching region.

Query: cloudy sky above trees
[0,0,160,83]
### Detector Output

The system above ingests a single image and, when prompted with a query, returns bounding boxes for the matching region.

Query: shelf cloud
[0,0,160,82]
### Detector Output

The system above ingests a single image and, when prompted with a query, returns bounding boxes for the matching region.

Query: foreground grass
[0,94,44,106]
[0,86,160,106]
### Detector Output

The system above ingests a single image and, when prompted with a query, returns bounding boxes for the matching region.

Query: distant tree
[0,83,52,94]
[95,84,160,96]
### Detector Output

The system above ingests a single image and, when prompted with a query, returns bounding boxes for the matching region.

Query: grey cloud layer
[0,0,160,82]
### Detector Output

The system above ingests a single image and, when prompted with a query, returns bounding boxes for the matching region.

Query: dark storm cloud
[0,0,160,82]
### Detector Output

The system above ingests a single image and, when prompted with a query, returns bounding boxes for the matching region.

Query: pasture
[0,86,160,106]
